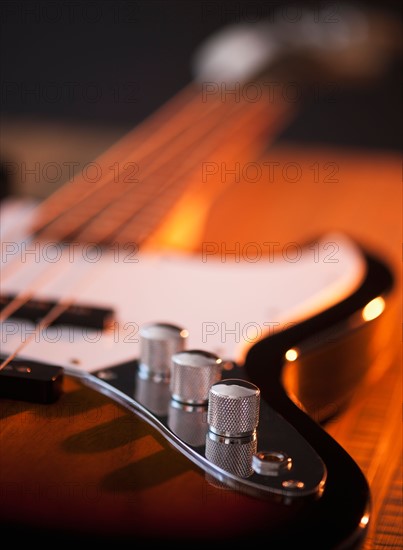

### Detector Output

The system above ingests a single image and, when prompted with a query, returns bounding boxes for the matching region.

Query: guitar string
[34,97,248,244]
[0,259,105,370]
[109,87,294,244]
[0,94,274,322]
[0,84,217,277]
[0,88,258,277]
[32,87,228,241]
[0,84,198,267]
[0,96,234,319]
[64,94,277,246]
[0,89,292,370]
[0,94,251,286]
[2,84,284,284]
[0,98,249,321]
[28,83,200,233]
[31,83,291,242]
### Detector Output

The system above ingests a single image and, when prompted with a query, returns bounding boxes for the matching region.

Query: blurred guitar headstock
[193,2,402,86]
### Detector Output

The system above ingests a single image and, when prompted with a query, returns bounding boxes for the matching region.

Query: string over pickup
[0,294,114,329]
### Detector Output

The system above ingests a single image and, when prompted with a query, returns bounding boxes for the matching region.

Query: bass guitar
[0,6,400,548]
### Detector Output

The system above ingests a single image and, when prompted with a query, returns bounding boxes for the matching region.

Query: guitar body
[0,141,399,548]
[0,368,369,547]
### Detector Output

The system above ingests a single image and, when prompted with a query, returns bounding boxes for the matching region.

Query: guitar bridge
[0,358,64,403]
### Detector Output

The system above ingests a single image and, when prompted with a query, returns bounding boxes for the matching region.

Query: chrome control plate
[71,360,326,502]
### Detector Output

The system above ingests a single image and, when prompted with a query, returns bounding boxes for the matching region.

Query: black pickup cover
[0,294,114,329]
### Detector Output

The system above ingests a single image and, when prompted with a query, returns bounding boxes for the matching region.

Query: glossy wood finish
[200,144,401,548]
[0,143,400,547]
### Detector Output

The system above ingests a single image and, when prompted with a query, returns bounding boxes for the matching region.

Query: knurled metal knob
[139,323,188,380]
[170,350,222,405]
[207,379,260,437]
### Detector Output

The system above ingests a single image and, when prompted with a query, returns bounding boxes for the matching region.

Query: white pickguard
[0,198,366,372]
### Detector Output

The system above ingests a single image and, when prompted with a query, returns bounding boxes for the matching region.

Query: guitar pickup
[0,358,64,403]
[0,294,114,329]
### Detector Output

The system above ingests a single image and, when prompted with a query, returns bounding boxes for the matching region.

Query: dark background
[0,0,402,197]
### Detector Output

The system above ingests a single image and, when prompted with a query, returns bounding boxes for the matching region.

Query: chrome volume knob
[207,379,260,437]
[170,350,222,404]
[206,379,260,478]
[139,323,188,380]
